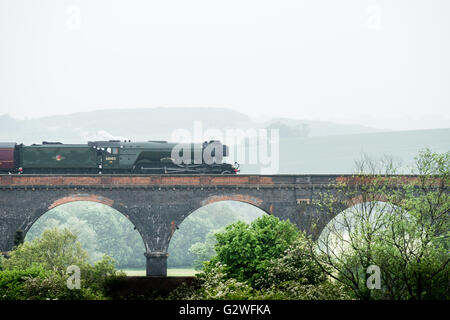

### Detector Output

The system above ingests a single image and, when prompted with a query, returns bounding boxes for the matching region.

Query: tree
[28,200,264,270]
[189,230,217,270]
[267,121,310,138]
[310,149,449,300]
[4,228,89,275]
[1,228,124,300]
[257,234,327,288]
[27,202,145,269]
[204,215,299,287]
[170,223,350,300]
[373,149,449,299]
[168,201,264,268]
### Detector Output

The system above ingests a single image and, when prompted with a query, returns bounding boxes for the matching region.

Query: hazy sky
[0,0,449,130]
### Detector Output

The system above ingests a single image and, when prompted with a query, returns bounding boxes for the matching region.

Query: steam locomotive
[0,140,239,174]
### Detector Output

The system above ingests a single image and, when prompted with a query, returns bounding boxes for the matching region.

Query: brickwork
[48,194,115,210]
[0,175,277,187]
[0,174,424,277]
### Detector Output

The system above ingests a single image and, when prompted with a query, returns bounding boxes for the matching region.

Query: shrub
[204,215,299,287]
[255,234,326,289]
[169,262,254,300]
[0,267,47,300]
[2,228,125,300]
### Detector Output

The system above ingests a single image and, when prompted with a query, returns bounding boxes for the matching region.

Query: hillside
[0,107,384,144]
[0,108,448,174]
[238,128,450,174]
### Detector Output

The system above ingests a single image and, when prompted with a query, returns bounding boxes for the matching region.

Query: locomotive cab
[87,141,121,171]
[101,147,120,170]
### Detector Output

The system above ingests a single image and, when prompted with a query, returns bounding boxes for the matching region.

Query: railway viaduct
[0,174,419,276]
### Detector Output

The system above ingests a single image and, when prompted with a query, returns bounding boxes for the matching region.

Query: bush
[169,256,350,300]
[21,271,105,300]
[0,266,107,300]
[204,215,299,287]
[0,267,46,300]
[169,262,254,300]
[168,217,352,300]
[4,228,89,275]
[189,231,217,270]
[256,234,326,289]
[255,279,352,300]
[2,228,125,300]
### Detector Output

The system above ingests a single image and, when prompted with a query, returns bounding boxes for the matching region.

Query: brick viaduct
[0,174,415,276]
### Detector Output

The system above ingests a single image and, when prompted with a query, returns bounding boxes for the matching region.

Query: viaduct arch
[0,174,424,276]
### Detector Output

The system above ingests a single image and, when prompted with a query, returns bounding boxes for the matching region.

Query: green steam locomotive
[0,140,239,174]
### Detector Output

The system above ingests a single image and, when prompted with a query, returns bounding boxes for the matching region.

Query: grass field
[239,128,450,174]
[120,268,198,277]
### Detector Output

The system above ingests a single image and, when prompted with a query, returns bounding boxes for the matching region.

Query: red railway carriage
[0,142,16,171]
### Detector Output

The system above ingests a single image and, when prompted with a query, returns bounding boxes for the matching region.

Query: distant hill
[0,108,254,144]
[0,107,384,144]
[0,108,448,174]
[264,118,387,137]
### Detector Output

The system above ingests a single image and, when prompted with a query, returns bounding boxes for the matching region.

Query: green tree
[256,234,327,288]
[311,149,449,300]
[168,201,264,268]
[373,149,449,299]
[189,230,217,270]
[27,200,264,270]
[4,228,90,275]
[2,228,123,299]
[170,225,350,300]
[0,267,47,300]
[204,215,299,287]
[26,202,146,269]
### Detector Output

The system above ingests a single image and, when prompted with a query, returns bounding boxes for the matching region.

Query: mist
[1,0,449,130]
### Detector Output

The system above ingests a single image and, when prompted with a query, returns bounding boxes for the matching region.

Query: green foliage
[0,266,108,300]
[170,242,351,300]
[312,149,450,300]
[21,269,106,300]
[170,262,254,300]
[5,228,89,275]
[168,202,264,268]
[27,200,264,270]
[255,279,351,300]
[254,234,351,300]
[370,151,450,299]
[82,255,123,295]
[256,235,327,289]
[0,267,46,300]
[189,231,217,270]
[204,215,299,287]
[1,228,124,300]
[27,202,145,268]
